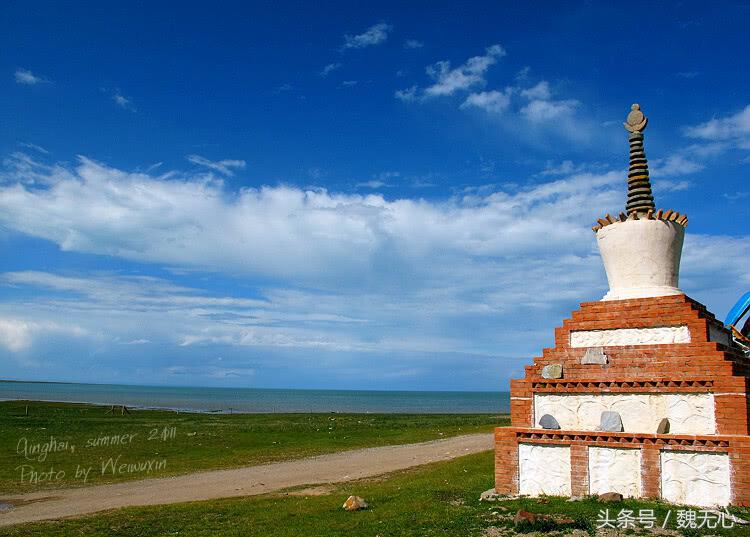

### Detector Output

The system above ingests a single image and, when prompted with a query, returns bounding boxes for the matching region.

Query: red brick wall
[496,293,750,505]
[494,427,518,495]
[570,444,589,497]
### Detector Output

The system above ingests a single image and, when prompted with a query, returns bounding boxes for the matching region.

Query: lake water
[0,381,509,414]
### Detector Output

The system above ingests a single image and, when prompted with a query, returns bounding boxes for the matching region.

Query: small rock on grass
[513,510,538,524]
[342,495,368,511]
[480,488,500,502]
[598,491,623,502]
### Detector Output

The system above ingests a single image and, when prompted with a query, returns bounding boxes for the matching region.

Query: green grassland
[0,400,506,493]
[3,450,749,537]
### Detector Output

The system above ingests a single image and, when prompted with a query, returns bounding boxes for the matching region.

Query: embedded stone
[581,347,608,365]
[539,414,560,430]
[599,411,624,432]
[657,418,670,434]
[541,364,563,379]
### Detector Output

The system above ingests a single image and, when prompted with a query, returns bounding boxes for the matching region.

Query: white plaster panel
[569,326,691,347]
[660,451,731,507]
[588,447,642,498]
[518,444,571,497]
[534,394,715,435]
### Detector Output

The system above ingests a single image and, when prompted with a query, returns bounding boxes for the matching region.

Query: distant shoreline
[0,380,509,414]
[0,379,500,394]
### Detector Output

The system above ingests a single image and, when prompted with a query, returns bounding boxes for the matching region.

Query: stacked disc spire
[623,104,656,215]
[592,103,689,232]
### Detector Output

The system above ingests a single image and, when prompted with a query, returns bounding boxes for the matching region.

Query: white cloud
[684,104,750,148]
[650,154,704,177]
[340,80,357,87]
[0,318,85,352]
[424,44,505,97]
[19,143,49,155]
[395,86,418,102]
[320,63,341,77]
[356,180,389,189]
[652,179,691,192]
[461,90,511,114]
[0,153,622,284]
[357,171,399,188]
[123,338,151,345]
[400,61,588,139]
[0,319,33,351]
[520,81,551,100]
[186,154,246,176]
[1,153,748,369]
[520,98,579,122]
[724,191,749,201]
[540,160,587,176]
[343,22,392,49]
[109,90,136,111]
[404,39,424,49]
[14,68,48,85]
[167,365,255,379]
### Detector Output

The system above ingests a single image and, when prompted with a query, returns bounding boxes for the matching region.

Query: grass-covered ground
[0,400,505,493]
[2,451,749,537]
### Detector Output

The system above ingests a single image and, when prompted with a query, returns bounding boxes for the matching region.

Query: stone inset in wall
[534,393,715,435]
[660,451,731,507]
[657,418,670,434]
[581,346,608,365]
[599,411,624,432]
[518,444,571,496]
[570,326,690,348]
[541,363,563,379]
[588,447,642,498]
[539,414,560,429]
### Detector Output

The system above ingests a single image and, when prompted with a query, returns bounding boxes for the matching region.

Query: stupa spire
[592,103,688,232]
[623,103,656,215]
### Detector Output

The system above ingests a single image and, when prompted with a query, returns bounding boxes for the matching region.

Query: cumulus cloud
[520,97,579,122]
[14,68,48,85]
[1,153,747,387]
[395,86,418,102]
[424,44,505,97]
[649,154,704,177]
[520,81,551,100]
[404,39,424,49]
[0,318,84,352]
[343,22,392,49]
[684,104,750,148]
[186,154,246,176]
[461,90,511,114]
[397,53,588,138]
[0,153,622,281]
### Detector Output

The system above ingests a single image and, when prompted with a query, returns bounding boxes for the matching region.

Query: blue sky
[1,1,749,391]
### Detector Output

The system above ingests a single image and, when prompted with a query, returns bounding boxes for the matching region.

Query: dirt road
[0,432,493,527]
